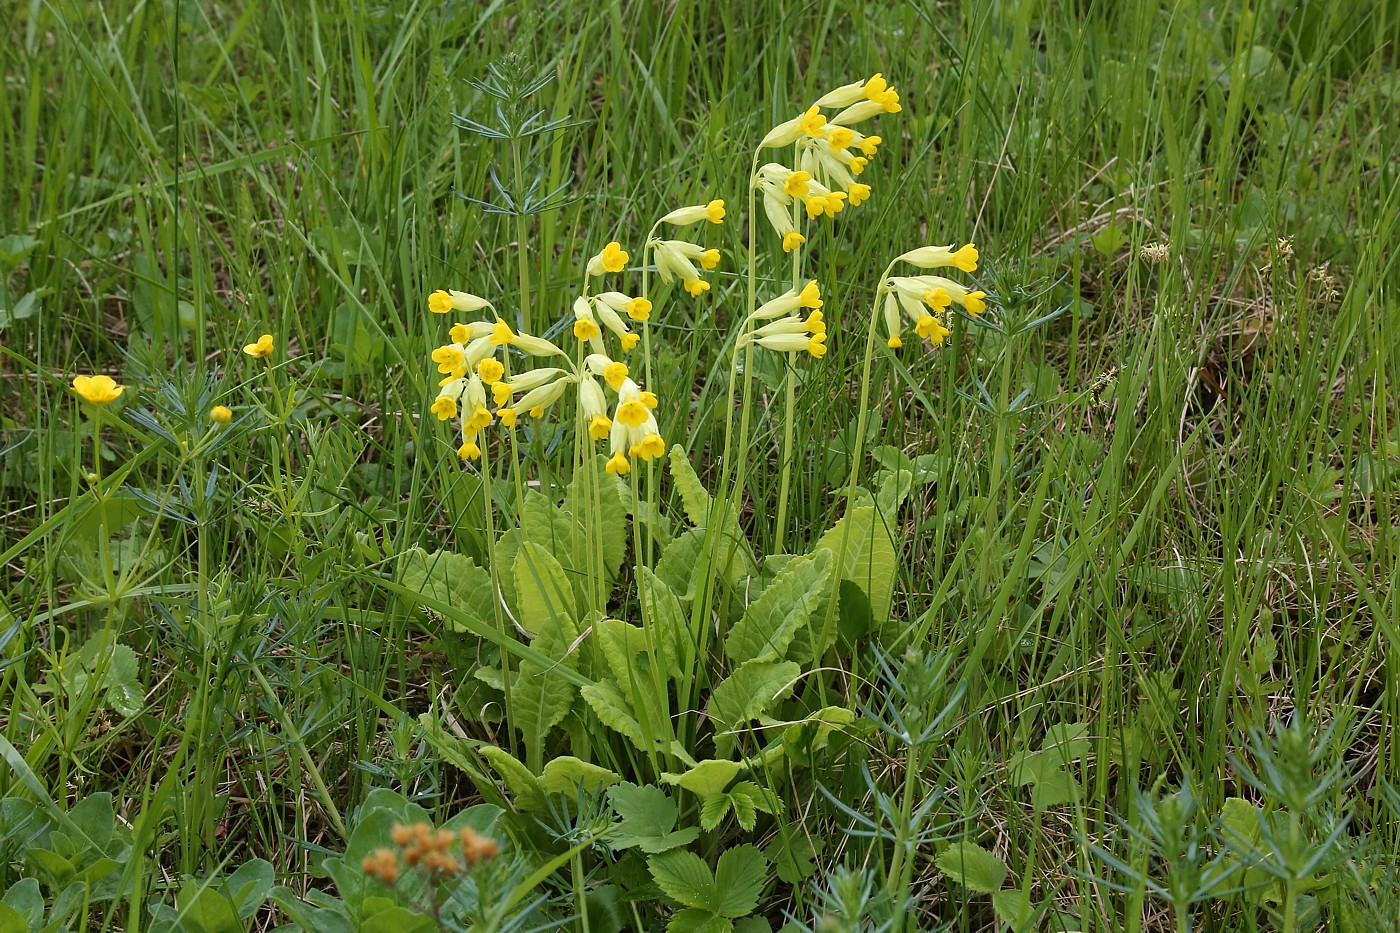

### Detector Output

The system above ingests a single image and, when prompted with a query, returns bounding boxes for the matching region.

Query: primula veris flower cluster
[881,244,984,349]
[754,73,898,253]
[645,198,724,298]
[741,281,828,358]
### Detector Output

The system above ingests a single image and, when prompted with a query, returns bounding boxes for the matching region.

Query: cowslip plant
[392,66,992,931]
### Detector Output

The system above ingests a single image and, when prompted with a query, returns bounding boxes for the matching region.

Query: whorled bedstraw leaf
[812,506,896,628]
[397,547,495,636]
[724,551,831,665]
[707,660,800,759]
[936,841,1008,893]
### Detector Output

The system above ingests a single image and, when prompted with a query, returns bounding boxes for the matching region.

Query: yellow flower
[823,191,848,214]
[477,358,504,384]
[632,433,666,461]
[429,290,454,314]
[71,374,125,404]
[847,183,871,207]
[699,248,721,271]
[799,104,828,138]
[621,332,640,351]
[587,241,629,276]
[589,414,612,440]
[450,321,493,344]
[799,281,823,309]
[431,395,458,421]
[605,451,631,475]
[617,399,649,428]
[806,310,826,335]
[896,243,979,273]
[529,406,545,419]
[574,318,601,341]
[209,405,232,424]
[639,391,658,409]
[457,439,482,461]
[498,408,518,428]
[432,344,467,376]
[785,171,812,198]
[850,156,869,175]
[603,361,629,391]
[826,126,854,151]
[806,333,828,358]
[659,200,726,226]
[625,297,652,321]
[493,382,513,406]
[243,334,274,359]
[783,232,806,253]
[887,335,903,349]
[916,315,950,344]
[490,319,515,345]
[684,279,710,297]
[858,135,882,157]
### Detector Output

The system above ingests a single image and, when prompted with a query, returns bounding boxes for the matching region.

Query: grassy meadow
[2,0,1399,930]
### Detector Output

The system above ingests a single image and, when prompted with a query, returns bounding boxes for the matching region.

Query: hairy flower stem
[773,191,804,555]
[812,259,899,663]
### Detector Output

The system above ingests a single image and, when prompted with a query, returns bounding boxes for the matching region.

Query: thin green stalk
[773,191,804,555]
[249,663,347,838]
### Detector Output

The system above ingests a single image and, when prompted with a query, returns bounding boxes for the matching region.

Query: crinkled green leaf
[479,745,544,812]
[513,541,578,644]
[708,660,800,758]
[640,567,691,683]
[724,551,831,665]
[537,757,620,798]
[583,679,662,753]
[397,547,495,635]
[812,506,896,626]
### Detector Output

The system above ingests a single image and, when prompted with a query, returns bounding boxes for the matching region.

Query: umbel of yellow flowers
[71,374,125,405]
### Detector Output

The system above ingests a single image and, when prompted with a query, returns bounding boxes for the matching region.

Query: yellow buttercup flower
[210,405,232,424]
[243,334,274,359]
[72,374,125,405]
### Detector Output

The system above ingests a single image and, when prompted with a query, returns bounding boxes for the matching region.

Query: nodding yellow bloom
[847,183,871,207]
[699,248,721,271]
[589,414,613,440]
[806,310,826,335]
[617,399,649,428]
[652,239,713,293]
[813,73,893,109]
[883,292,903,349]
[573,317,601,341]
[494,367,565,408]
[210,405,233,424]
[450,321,493,344]
[605,451,631,475]
[529,406,545,419]
[759,104,830,149]
[510,332,567,357]
[783,232,806,252]
[621,332,640,351]
[916,315,951,344]
[684,278,710,297]
[72,374,126,404]
[659,199,726,226]
[887,335,904,349]
[807,333,828,357]
[430,289,492,315]
[784,171,812,198]
[498,407,518,428]
[750,282,823,322]
[457,439,482,461]
[857,134,882,157]
[640,390,658,408]
[587,241,629,276]
[490,319,515,345]
[904,274,987,315]
[800,281,823,308]
[461,376,492,432]
[761,192,803,248]
[826,126,855,151]
[243,334,275,359]
[747,315,827,358]
[849,156,869,175]
[511,374,571,417]
[432,343,468,377]
[579,374,610,430]
[477,358,504,384]
[631,433,666,460]
[431,395,458,421]
[897,243,979,273]
[603,361,629,391]
[626,297,652,320]
[754,163,811,202]
[588,294,637,346]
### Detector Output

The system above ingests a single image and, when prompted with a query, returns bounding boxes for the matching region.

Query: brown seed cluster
[359,822,501,885]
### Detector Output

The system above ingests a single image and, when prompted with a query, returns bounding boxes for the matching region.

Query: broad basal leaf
[513,542,578,644]
[812,506,896,627]
[662,759,743,798]
[650,850,716,911]
[937,841,1007,893]
[707,660,800,758]
[397,547,495,635]
[537,757,621,798]
[724,551,831,665]
[479,745,545,812]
